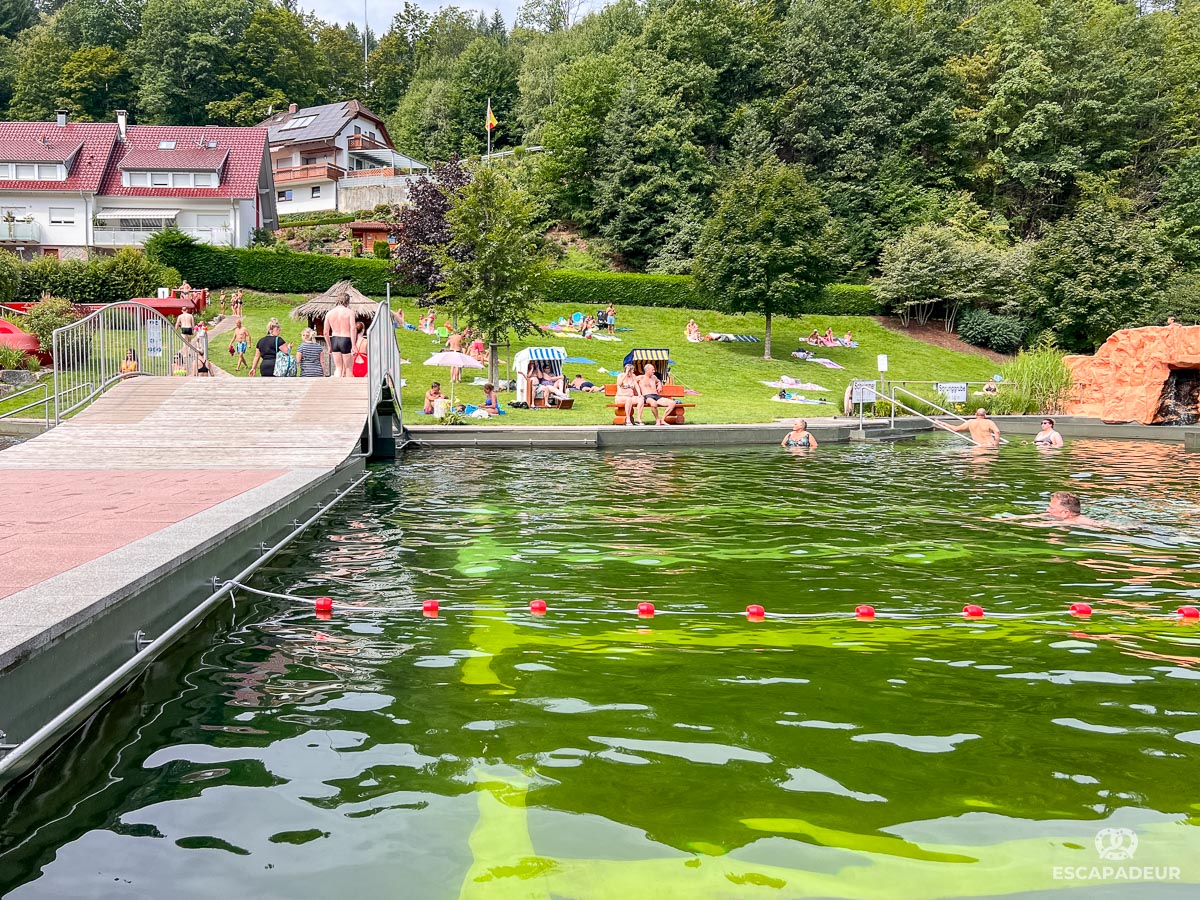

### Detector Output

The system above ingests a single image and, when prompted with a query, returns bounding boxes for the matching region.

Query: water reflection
[2,438,1200,897]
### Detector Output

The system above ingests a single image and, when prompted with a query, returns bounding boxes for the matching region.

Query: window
[49,207,75,225]
[15,165,35,180]
[302,156,315,165]
[42,248,59,259]
[277,190,293,201]
[196,214,228,229]
[150,172,169,187]
[158,140,176,150]
[0,164,11,179]
[353,125,361,135]
[37,165,61,180]
[311,186,321,198]
[279,115,315,131]
[127,172,149,187]
[171,173,189,187]
[193,172,215,187]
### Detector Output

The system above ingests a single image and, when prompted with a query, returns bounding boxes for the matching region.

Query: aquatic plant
[991,338,1073,415]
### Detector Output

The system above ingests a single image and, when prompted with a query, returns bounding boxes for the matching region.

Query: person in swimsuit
[637,363,675,426]
[1027,417,1064,448]
[570,373,601,392]
[424,382,444,414]
[937,408,1001,447]
[615,363,644,425]
[232,290,243,317]
[480,382,501,415]
[196,354,212,377]
[325,295,355,377]
[119,348,138,374]
[229,319,251,372]
[605,303,616,335]
[781,419,818,449]
[176,309,195,338]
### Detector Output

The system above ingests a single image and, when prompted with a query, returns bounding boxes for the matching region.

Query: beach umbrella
[423,350,483,410]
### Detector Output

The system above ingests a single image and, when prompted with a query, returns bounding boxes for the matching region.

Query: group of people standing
[228,297,368,379]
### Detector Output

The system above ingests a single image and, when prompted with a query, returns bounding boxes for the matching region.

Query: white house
[259,100,428,215]
[0,110,277,258]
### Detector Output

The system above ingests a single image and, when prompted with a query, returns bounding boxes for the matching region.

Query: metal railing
[0,382,49,428]
[889,384,1009,445]
[92,227,233,248]
[361,297,403,457]
[51,302,205,424]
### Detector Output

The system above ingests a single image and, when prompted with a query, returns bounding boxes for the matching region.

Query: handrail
[51,301,206,425]
[0,303,25,318]
[0,382,49,428]
[856,385,980,447]
[360,296,403,457]
[890,384,1010,444]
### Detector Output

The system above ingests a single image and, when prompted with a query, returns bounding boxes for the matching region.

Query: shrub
[13,250,179,305]
[0,344,27,369]
[22,295,80,352]
[373,240,391,260]
[0,249,20,305]
[957,308,1028,353]
[808,284,880,315]
[351,240,363,257]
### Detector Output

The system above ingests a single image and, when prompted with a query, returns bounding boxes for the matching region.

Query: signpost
[852,379,878,431]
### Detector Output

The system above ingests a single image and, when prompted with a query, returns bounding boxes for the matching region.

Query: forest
[1,0,1199,350]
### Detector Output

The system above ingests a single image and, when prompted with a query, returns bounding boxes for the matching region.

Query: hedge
[277,211,355,227]
[147,234,421,297]
[13,249,181,305]
[539,271,709,309]
[539,270,879,316]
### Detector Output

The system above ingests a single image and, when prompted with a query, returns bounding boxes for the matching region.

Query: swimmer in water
[1010,491,1107,528]
[936,408,1001,447]
[781,419,818,449]
[1023,417,1063,448]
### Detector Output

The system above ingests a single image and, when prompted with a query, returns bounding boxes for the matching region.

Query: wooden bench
[603,383,694,425]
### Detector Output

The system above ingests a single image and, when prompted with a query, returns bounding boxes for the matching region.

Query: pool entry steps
[0,302,403,791]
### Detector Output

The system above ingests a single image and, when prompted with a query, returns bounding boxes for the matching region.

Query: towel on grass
[771,394,832,405]
[793,355,845,369]
[762,378,830,391]
[707,333,760,342]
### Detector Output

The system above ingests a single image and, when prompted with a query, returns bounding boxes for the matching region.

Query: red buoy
[314,596,333,614]
[746,604,765,620]
[855,605,876,619]
[422,599,439,613]
[530,599,547,615]
[637,602,655,618]
[1069,603,1093,617]
[1178,606,1200,619]
[963,604,985,618]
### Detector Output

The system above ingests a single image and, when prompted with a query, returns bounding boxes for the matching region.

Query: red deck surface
[0,468,284,600]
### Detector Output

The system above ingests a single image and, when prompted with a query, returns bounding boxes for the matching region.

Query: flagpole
[486,97,492,167]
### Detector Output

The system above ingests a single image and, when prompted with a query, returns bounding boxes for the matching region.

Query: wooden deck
[0,377,370,470]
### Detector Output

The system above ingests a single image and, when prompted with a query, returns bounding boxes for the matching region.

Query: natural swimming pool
[2,438,1200,898]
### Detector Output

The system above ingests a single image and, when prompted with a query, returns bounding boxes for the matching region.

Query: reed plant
[990,338,1073,414]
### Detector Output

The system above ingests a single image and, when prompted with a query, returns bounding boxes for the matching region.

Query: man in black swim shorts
[636,363,676,425]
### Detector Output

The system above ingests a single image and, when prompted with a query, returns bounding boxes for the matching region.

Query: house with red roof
[258,100,426,215]
[0,110,277,258]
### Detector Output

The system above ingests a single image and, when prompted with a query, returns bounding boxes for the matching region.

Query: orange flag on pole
[485,100,497,132]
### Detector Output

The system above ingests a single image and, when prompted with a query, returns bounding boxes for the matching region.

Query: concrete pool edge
[403,416,1200,448]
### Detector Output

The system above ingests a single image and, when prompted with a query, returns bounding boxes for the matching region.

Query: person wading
[324,296,355,378]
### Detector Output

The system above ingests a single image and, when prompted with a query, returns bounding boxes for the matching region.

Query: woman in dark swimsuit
[781,419,818,449]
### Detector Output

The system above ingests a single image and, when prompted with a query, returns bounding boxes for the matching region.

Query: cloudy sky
[303,0,520,33]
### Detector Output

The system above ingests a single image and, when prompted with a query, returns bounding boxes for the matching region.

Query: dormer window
[158,140,176,150]
[123,170,219,188]
[6,163,66,181]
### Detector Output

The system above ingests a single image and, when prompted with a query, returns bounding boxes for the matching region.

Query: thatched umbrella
[291,281,380,333]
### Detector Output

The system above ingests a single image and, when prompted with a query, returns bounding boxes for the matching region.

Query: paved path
[0,376,370,651]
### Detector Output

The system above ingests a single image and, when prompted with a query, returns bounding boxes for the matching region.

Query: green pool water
[3,438,1200,898]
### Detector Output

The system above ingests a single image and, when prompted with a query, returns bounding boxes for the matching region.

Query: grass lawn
[204,292,1001,425]
[0,372,52,419]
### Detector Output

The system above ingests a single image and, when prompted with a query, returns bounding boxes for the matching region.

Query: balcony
[274,163,345,184]
[0,221,40,243]
[93,227,234,248]
[346,134,388,152]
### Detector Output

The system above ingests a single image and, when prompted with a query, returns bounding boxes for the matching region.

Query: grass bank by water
[203,293,1000,424]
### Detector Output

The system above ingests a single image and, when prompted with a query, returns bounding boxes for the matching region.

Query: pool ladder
[877,385,1009,447]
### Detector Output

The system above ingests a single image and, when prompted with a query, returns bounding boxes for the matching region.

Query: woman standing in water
[781,419,818,449]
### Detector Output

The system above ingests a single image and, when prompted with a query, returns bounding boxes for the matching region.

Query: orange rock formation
[1064,324,1200,424]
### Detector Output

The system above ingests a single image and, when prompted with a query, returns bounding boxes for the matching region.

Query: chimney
[55,109,68,128]
[288,103,298,114]
[116,110,127,141]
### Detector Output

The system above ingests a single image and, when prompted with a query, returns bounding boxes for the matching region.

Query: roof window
[279,115,316,131]
[158,140,176,150]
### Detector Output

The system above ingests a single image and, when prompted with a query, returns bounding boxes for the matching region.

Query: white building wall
[275,180,337,215]
[0,192,89,252]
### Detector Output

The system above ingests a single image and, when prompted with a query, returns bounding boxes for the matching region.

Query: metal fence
[51,302,204,424]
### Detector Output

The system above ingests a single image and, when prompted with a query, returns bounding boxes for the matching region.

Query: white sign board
[877,354,889,373]
[851,380,878,405]
[936,381,968,404]
[145,319,163,358]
